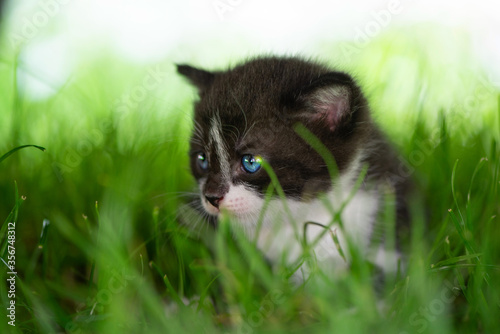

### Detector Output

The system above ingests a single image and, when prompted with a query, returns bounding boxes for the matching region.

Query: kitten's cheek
[220,197,251,215]
[217,185,264,219]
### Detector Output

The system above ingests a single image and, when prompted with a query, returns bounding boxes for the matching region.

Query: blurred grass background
[1,1,500,333]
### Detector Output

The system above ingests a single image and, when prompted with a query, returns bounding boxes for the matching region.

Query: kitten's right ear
[177,64,215,94]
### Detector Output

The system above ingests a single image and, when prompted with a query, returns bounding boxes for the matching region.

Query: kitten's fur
[178,56,410,277]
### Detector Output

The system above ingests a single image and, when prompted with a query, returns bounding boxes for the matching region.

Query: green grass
[1,26,499,333]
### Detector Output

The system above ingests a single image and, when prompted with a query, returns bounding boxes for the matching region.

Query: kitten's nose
[205,196,223,208]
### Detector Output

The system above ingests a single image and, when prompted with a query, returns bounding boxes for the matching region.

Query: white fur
[209,114,231,181]
[219,184,265,232]
[201,149,385,278]
[371,246,401,274]
[253,151,380,276]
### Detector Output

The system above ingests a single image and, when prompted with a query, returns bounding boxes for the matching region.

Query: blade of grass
[88,201,101,289]
[232,225,274,289]
[196,273,221,313]
[448,208,477,257]
[466,157,487,231]
[293,123,338,182]
[26,219,51,280]
[0,182,24,258]
[260,160,300,242]
[451,159,465,226]
[431,253,482,269]
[253,182,275,244]
[0,145,46,163]
[150,260,185,307]
[310,164,369,249]
[303,221,347,263]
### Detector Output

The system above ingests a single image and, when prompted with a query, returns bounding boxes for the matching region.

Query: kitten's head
[177,56,371,224]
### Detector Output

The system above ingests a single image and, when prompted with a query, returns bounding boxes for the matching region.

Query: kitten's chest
[254,185,380,269]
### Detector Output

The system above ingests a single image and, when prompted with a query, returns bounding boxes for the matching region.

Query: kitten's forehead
[197,106,266,146]
[218,115,281,153]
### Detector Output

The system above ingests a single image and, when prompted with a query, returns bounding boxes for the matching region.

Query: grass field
[1,26,499,333]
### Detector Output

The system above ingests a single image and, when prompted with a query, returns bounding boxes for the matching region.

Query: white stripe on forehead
[209,113,231,181]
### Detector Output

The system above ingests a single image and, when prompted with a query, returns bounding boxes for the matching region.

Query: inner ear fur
[286,72,357,132]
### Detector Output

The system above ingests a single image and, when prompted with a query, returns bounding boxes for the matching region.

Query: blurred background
[0,0,498,151]
[2,0,500,98]
[0,1,499,333]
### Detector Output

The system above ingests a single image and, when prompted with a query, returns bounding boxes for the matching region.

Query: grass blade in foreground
[0,145,46,164]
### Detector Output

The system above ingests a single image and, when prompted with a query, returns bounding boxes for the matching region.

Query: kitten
[177,56,410,278]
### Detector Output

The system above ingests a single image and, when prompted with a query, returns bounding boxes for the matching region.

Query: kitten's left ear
[291,72,357,132]
[177,64,215,94]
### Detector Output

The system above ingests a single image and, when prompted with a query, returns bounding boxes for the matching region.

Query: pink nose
[205,196,223,208]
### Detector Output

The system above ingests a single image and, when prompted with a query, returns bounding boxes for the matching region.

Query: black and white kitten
[177,56,410,277]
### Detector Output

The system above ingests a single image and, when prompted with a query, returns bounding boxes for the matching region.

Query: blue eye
[241,154,262,173]
[197,153,208,170]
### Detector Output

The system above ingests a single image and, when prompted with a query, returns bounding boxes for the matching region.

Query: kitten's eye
[241,154,262,173]
[197,153,208,171]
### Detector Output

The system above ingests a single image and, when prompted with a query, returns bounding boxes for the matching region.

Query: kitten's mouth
[200,184,263,220]
[202,197,247,219]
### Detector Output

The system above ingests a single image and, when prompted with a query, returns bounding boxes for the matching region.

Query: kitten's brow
[223,124,240,144]
[192,120,206,144]
[230,91,248,135]
[240,120,257,145]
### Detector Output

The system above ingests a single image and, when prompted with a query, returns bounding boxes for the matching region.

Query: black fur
[178,56,410,244]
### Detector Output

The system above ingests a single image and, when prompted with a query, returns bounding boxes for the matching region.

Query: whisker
[240,120,259,143]
[223,124,241,144]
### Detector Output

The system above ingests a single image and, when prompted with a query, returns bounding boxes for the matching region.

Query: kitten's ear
[291,72,355,132]
[177,64,215,94]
